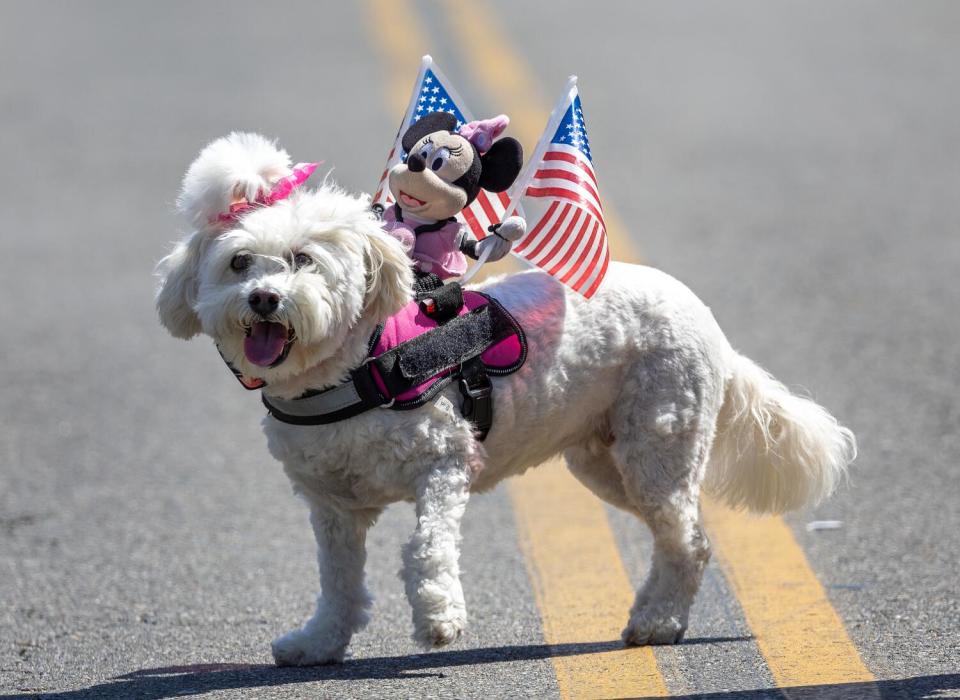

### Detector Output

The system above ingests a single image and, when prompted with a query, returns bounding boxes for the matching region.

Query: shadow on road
[3,639,954,700]
[2,638,736,698]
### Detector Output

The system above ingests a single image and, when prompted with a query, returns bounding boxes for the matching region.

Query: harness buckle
[459,360,493,441]
[417,280,464,323]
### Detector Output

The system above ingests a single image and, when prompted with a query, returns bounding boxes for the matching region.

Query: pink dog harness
[259,291,526,439]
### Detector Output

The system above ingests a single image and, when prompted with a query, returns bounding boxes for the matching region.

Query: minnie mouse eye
[418,143,434,161]
[431,147,451,171]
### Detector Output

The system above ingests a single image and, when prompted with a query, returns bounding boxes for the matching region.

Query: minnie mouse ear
[177,132,293,230]
[401,112,458,152]
[478,137,523,193]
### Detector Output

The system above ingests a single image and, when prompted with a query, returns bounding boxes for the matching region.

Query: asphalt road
[1,1,958,698]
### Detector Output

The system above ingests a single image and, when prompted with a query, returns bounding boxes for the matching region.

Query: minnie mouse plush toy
[381,112,526,282]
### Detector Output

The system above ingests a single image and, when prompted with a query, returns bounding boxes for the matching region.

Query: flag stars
[407,74,497,156]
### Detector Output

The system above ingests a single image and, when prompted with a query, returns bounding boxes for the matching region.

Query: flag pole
[460,75,579,285]
[503,75,578,221]
[373,55,433,203]
[402,55,433,133]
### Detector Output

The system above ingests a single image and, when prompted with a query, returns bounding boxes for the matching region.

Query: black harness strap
[459,357,493,440]
[258,294,525,440]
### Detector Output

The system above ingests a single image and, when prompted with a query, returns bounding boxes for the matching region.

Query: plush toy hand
[475,232,512,262]
[476,216,526,262]
[491,216,526,242]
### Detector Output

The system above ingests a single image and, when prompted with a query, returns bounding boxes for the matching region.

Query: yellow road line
[443,1,877,694]
[362,0,519,283]
[702,499,876,693]
[444,5,877,694]
[438,2,546,156]
[442,0,637,265]
[362,4,660,695]
[511,464,670,699]
[365,2,874,696]
[440,3,668,697]
[361,0,427,115]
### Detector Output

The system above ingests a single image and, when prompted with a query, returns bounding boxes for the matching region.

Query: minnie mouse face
[388,112,522,221]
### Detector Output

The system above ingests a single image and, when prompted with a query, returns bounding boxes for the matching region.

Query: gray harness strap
[264,382,363,419]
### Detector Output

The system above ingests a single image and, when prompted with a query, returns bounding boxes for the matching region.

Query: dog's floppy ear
[363,226,414,322]
[156,232,206,339]
[401,112,458,153]
[478,137,523,193]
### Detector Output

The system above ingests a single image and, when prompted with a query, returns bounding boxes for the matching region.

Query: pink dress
[381,205,468,279]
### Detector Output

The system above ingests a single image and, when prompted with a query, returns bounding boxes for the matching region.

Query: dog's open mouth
[244,321,295,368]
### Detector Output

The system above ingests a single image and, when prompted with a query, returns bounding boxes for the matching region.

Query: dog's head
[157,132,413,385]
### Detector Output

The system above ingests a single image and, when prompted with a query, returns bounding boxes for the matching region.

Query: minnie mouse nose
[407,154,425,173]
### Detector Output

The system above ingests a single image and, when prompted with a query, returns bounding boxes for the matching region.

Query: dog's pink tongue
[244,322,287,367]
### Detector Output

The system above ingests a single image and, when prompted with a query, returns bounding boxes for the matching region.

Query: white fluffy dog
[157,133,856,666]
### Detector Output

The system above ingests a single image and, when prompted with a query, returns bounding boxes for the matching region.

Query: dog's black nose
[248,289,280,315]
[407,154,425,173]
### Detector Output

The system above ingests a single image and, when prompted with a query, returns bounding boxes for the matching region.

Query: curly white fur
[177,131,294,231]
[156,133,857,665]
[705,353,857,513]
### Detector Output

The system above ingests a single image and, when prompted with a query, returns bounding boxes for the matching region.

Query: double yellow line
[364,2,875,697]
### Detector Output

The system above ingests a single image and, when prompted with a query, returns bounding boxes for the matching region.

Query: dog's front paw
[621,604,687,646]
[271,627,347,667]
[413,605,467,649]
[411,580,467,649]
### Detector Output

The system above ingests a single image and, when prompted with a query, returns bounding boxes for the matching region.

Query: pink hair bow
[459,115,509,153]
[217,162,320,224]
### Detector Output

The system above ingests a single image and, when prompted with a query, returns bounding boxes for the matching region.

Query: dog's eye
[230,253,252,272]
[430,148,450,172]
[293,252,313,270]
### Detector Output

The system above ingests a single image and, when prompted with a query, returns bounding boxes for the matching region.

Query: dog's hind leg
[605,351,723,645]
[402,460,471,648]
[565,440,706,645]
[271,504,379,666]
[565,443,635,513]
[616,457,710,646]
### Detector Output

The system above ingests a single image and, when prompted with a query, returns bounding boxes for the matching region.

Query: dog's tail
[704,353,857,514]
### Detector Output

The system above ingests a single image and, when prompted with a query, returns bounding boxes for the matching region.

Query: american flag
[372,59,511,241]
[513,88,609,298]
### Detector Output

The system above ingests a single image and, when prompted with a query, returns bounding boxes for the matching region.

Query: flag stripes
[514,89,609,298]
[373,64,608,298]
